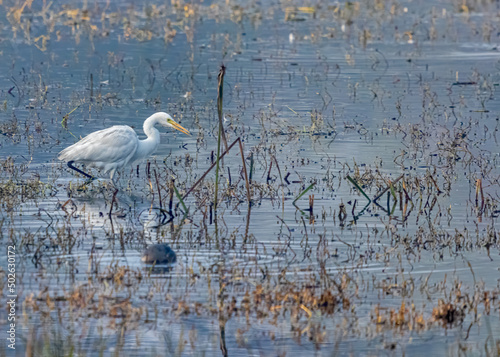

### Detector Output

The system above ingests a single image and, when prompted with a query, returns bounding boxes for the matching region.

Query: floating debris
[141,243,177,264]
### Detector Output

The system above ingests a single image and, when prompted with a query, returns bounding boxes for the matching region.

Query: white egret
[58,112,190,182]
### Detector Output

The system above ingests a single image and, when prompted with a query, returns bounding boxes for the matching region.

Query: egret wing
[58,126,138,166]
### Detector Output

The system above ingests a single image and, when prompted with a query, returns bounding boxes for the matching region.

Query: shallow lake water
[0,1,499,356]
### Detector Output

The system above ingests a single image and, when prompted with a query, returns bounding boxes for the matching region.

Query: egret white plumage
[58,112,190,182]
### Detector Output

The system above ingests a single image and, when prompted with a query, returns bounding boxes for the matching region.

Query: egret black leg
[67,160,96,181]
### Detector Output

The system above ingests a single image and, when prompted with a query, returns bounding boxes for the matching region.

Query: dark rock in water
[141,244,176,264]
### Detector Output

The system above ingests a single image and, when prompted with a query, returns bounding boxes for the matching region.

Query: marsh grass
[1,0,500,355]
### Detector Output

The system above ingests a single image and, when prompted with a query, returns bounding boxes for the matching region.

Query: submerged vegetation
[0,0,499,356]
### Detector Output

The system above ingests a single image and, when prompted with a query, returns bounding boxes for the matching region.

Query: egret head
[159,112,190,135]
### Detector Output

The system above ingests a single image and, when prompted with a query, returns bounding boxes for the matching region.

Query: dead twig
[183,137,251,203]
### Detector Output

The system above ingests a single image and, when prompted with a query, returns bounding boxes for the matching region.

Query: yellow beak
[168,119,190,135]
